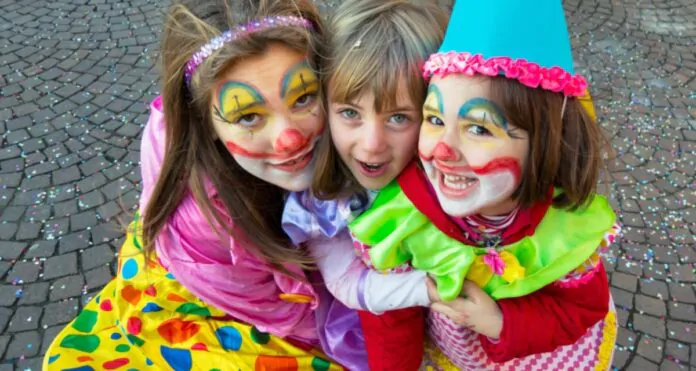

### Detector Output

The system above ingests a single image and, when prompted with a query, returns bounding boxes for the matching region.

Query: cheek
[418,126,441,158]
[395,126,420,159]
[218,125,273,158]
[329,113,353,146]
[294,108,324,136]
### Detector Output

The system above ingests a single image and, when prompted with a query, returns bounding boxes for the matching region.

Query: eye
[467,124,492,136]
[339,108,360,120]
[389,114,409,125]
[236,113,261,127]
[293,93,317,109]
[426,115,444,126]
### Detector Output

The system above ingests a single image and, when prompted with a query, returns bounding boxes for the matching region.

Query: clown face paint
[327,82,421,190]
[211,43,323,192]
[419,76,529,217]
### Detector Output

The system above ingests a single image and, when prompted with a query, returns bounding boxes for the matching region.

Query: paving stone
[41,298,78,327]
[670,265,696,283]
[0,307,12,332]
[15,222,41,240]
[91,222,123,244]
[84,265,113,289]
[636,294,668,316]
[49,274,84,301]
[0,242,26,260]
[634,313,667,339]
[641,279,670,298]
[42,217,69,239]
[4,261,40,284]
[24,240,56,259]
[665,340,691,364]
[657,359,685,371]
[637,337,665,363]
[17,282,49,305]
[669,302,695,322]
[14,357,42,371]
[70,210,98,230]
[52,165,81,185]
[41,325,63,355]
[5,330,40,358]
[0,172,21,188]
[0,262,10,280]
[0,222,17,240]
[75,172,107,193]
[53,199,78,218]
[0,335,9,360]
[667,320,696,344]
[0,285,19,307]
[101,179,134,201]
[6,306,41,332]
[42,253,77,280]
[58,230,91,254]
[78,189,105,210]
[81,244,114,271]
[23,205,51,222]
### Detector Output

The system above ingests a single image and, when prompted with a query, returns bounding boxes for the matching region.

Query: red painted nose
[274,128,307,153]
[432,142,460,162]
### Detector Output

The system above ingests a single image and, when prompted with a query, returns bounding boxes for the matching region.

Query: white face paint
[210,43,323,192]
[419,75,529,217]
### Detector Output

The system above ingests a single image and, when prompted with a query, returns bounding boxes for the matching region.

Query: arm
[309,230,431,314]
[480,262,610,362]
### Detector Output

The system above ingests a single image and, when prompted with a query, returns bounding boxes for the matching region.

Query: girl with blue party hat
[343,0,619,369]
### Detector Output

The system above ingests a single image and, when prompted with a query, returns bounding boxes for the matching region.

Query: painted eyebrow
[426,85,444,113]
[280,60,318,99]
[457,97,508,129]
[218,81,265,113]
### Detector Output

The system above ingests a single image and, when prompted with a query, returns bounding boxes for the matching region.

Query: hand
[429,279,503,339]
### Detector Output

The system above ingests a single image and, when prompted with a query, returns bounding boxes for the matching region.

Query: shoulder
[282,190,364,245]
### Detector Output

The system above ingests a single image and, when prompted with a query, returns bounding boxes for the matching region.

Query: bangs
[326,21,427,112]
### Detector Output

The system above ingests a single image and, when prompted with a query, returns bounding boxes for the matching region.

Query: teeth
[362,162,382,169]
[442,174,476,189]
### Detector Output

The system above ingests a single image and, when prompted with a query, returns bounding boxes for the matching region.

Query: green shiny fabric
[348,181,616,302]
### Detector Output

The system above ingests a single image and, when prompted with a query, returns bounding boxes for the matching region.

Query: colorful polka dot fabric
[43,218,341,371]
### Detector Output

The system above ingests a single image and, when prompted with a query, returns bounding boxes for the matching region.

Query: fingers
[431,302,470,325]
[426,276,441,303]
[461,280,484,303]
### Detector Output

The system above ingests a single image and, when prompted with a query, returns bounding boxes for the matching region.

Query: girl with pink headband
[44,0,354,369]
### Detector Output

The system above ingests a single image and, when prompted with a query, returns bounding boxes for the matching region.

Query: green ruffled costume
[348,181,616,302]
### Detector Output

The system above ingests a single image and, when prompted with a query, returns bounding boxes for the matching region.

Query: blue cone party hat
[423,0,587,97]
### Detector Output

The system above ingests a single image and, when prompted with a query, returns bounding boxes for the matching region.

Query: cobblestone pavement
[0,0,694,370]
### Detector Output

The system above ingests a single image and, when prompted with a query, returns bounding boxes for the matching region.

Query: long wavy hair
[142,0,325,271]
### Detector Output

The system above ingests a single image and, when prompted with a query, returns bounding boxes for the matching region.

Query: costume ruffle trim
[423,52,587,97]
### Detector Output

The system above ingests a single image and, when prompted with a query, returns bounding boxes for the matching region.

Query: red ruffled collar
[396,161,551,246]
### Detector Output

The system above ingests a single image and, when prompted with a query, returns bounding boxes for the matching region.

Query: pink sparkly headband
[184,15,314,86]
[422,52,588,97]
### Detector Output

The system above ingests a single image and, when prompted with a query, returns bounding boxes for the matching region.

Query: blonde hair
[143,0,325,271]
[312,0,448,199]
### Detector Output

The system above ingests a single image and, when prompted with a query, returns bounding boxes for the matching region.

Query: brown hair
[311,0,448,199]
[142,0,325,271]
[489,77,610,210]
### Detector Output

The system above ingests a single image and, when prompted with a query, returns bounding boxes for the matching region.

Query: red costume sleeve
[480,262,610,362]
[358,307,425,370]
